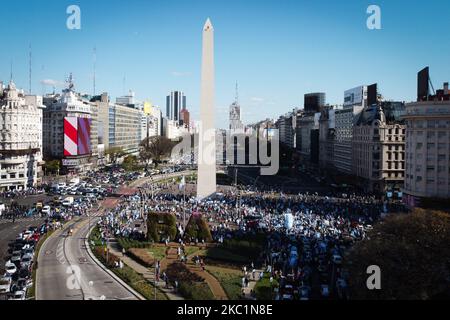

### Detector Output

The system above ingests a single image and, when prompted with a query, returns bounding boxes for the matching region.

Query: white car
[42,205,51,215]
[22,230,34,240]
[5,261,17,275]
[62,200,72,206]
[9,290,26,300]
[0,276,12,293]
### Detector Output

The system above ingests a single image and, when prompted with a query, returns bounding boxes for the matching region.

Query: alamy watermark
[66,5,81,30]
[366,265,381,290]
[66,264,82,290]
[172,126,280,176]
[367,5,381,30]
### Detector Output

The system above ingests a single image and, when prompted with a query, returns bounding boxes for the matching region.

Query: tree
[346,209,450,300]
[122,155,139,171]
[184,214,212,242]
[43,159,61,175]
[139,136,176,169]
[105,146,125,164]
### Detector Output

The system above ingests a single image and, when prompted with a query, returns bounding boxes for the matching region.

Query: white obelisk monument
[197,18,217,199]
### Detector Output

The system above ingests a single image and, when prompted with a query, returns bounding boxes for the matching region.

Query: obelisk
[197,18,216,199]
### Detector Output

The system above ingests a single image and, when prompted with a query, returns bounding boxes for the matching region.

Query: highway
[35,170,192,300]
[36,215,140,300]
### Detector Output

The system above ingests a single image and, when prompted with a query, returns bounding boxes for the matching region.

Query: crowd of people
[94,180,406,300]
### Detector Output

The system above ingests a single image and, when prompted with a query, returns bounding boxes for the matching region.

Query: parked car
[9,290,26,300]
[0,276,12,294]
[17,278,33,290]
[20,254,33,270]
[5,261,17,275]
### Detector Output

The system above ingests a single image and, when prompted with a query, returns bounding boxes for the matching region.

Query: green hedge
[254,273,278,300]
[184,214,212,242]
[117,237,154,251]
[178,281,214,300]
[147,212,177,242]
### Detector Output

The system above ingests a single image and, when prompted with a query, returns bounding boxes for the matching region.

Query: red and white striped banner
[64,117,78,156]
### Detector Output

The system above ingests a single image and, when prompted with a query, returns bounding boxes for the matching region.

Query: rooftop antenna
[122,75,126,95]
[235,81,239,104]
[10,60,13,83]
[29,44,32,94]
[93,46,97,96]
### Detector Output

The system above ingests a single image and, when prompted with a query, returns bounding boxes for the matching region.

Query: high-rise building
[116,90,135,105]
[276,111,296,148]
[304,92,326,114]
[0,80,45,191]
[180,108,190,128]
[403,69,450,207]
[229,86,244,132]
[109,102,141,155]
[333,86,367,174]
[352,100,406,193]
[166,91,186,121]
[319,106,335,171]
[43,75,93,173]
[147,106,163,137]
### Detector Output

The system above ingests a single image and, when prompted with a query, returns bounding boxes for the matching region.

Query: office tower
[166,91,186,121]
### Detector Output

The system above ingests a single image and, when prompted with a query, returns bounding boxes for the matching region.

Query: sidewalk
[108,243,184,300]
[185,249,228,300]
[241,270,264,300]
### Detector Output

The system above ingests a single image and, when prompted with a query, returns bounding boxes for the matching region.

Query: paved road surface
[36,215,139,300]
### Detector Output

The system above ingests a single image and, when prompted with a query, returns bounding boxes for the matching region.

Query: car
[332,255,342,265]
[22,230,34,240]
[42,205,51,215]
[20,254,33,270]
[17,278,33,290]
[320,284,330,298]
[11,253,22,266]
[22,247,34,257]
[17,267,31,280]
[9,290,26,300]
[281,294,294,300]
[5,262,17,275]
[0,276,12,294]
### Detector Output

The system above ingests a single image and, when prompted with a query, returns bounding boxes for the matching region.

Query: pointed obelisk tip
[203,18,213,31]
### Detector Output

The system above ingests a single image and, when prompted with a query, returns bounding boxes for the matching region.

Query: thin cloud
[40,79,64,87]
[250,97,264,102]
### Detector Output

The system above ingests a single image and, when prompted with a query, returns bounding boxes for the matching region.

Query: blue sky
[1,0,449,128]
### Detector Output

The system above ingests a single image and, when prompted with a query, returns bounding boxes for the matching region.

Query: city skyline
[1,0,450,128]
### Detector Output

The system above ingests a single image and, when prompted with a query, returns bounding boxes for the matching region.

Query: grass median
[89,225,168,300]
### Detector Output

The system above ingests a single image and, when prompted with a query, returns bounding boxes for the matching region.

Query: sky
[1,0,449,128]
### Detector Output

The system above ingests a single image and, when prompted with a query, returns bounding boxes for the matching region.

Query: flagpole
[183,179,186,228]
